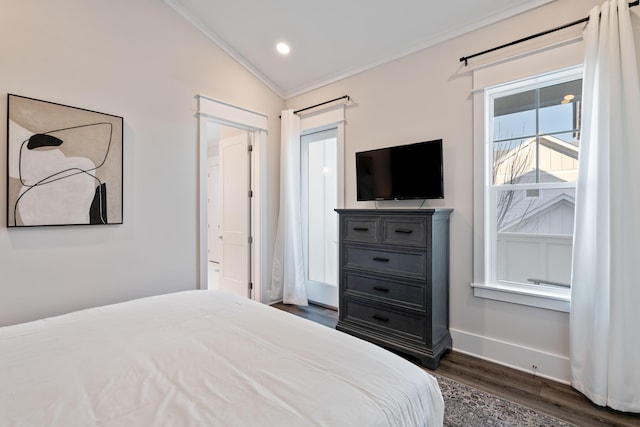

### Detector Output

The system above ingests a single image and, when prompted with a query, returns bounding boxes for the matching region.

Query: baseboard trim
[450,328,570,385]
[307,300,338,311]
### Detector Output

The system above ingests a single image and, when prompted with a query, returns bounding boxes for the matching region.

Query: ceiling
[165,0,556,99]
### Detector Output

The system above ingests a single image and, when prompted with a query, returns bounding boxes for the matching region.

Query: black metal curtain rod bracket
[460,0,639,66]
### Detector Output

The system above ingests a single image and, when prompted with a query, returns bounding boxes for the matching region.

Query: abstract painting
[7,94,123,227]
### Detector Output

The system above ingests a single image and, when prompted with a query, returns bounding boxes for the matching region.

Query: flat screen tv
[356,139,444,201]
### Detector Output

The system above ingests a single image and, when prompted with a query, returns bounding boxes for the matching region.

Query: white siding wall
[497,233,573,286]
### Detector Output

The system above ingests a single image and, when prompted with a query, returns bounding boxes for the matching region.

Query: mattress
[0,290,444,426]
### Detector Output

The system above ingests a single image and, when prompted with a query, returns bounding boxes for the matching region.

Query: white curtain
[271,110,309,305]
[571,0,640,412]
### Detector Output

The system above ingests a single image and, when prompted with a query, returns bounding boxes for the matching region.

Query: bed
[0,290,444,426]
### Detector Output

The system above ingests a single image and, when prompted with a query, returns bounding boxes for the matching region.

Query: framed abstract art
[7,94,123,227]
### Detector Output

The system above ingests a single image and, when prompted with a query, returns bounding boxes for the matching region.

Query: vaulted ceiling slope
[165,0,556,99]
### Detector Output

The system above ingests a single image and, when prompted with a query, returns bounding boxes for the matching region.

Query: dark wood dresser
[335,209,453,369]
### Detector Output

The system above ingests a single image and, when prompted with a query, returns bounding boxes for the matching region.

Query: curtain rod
[460,0,639,66]
[293,95,350,115]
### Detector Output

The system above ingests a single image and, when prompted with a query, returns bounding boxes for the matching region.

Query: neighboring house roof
[538,134,578,158]
[495,135,579,184]
[500,192,575,233]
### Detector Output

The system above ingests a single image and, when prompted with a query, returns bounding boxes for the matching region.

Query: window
[473,67,582,311]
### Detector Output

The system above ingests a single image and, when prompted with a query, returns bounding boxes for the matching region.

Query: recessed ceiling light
[276,42,290,55]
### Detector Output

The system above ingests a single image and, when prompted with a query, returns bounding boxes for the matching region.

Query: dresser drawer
[343,299,426,342]
[382,216,428,248]
[343,216,378,244]
[344,246,426,280]
[344,272,425,310]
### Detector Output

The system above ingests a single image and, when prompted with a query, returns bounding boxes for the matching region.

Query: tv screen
[356,139,444,201]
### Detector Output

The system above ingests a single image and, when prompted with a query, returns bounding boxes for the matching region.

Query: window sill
[471,282,570,312]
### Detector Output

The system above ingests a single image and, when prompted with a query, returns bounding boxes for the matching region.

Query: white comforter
[0,290,444,426]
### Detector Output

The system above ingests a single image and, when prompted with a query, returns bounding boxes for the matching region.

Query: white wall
[284,0,605,382]
[0,0,283,326]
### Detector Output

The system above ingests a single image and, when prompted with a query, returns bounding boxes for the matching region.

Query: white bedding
[0,290,444,426]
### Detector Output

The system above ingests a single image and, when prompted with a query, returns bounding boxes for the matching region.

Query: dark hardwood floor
[272,302,640,427]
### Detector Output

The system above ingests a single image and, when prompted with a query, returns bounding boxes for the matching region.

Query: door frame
[300,128,339,307]
[197,95,268,303]
[299,105,346,308]
[207,156,220,263]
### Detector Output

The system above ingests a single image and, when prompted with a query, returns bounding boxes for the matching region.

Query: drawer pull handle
[373,314,389,322]
[353,227,369,231]
[395,228,413,234]
[373,286,390,292]
[373,257,390,262]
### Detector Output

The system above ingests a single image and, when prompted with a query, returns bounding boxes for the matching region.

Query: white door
[301,129,339,307]
[219,132,251,298]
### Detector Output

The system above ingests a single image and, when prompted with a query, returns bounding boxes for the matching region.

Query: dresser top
[335,208,453,215]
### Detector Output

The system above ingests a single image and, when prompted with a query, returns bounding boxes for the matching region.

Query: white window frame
[472,66,583,313]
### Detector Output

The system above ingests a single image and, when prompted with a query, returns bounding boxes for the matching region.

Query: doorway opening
[297,104,346,308]
[301,128,339,307]
[197,96,268,303]
[206,124,249,295]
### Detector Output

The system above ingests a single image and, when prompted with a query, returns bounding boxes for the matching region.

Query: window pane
[539,104,579,135]
[494,187,575,288]
[493,138,535,185]
[495,187,575,233]
[307,138,338,286]
[493,79,581,186]
[539,79,582,135]
[536,134,579,183]
[538,79,581,183]
[493,89,536,140]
